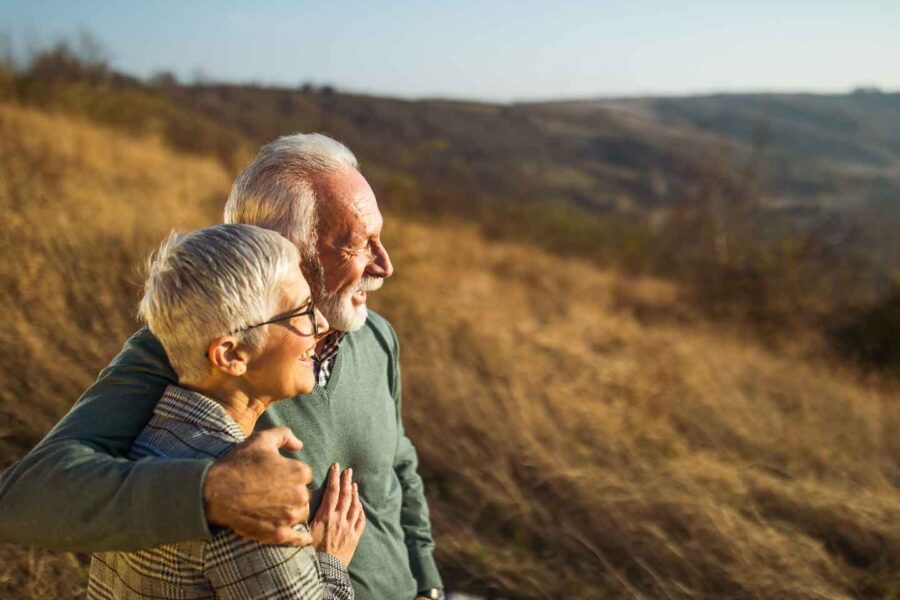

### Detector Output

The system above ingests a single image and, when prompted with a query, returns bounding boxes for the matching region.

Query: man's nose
[368,243,393,279]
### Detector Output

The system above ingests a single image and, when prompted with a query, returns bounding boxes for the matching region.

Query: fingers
[234,518,313,547]
[347,481,361,522]
[319,465,356,520]
[322,463,341,515]
[271,525,314,547]
[347,482,362,524]
[337,467,353,516]
[292,461,313,488]
[350,482,365,534]
[288,497,310,525]
[292,527,314,547]
[253,426,304,452]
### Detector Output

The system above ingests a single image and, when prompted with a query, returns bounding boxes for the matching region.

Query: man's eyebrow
[340,230,369,248]
[334,220,366,245]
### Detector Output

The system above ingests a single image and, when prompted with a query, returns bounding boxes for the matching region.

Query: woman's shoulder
[128,386,243,461]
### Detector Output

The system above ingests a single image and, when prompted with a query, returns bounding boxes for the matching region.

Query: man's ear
[207,335,249,377]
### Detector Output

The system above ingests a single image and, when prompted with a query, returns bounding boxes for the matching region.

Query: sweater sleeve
[0,327,213,551]
[386,322,443,593]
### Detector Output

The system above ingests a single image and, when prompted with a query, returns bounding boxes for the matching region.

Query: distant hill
[9,60,897,248]
[161,84,723,215]
[5,62,899,327]
[537,91,900,210]
[155,84,900,277]
[158,85,900,213]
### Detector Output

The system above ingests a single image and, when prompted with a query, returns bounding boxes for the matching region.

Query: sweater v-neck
[317,335,345,398]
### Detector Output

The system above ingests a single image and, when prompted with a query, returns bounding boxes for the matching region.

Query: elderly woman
[87,224,364,599]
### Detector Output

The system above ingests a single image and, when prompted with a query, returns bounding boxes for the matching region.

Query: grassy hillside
[1,102,898,599]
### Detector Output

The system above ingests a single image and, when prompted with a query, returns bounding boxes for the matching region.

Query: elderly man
[0,134,443,600]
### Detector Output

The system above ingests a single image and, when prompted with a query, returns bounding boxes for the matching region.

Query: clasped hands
[202,426,364,566]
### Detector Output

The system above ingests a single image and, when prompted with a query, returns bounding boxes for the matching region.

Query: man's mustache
[316,276,383,303]
[359,276,383,293]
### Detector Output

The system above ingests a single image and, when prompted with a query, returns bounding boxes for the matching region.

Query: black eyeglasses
[238,300,319,337]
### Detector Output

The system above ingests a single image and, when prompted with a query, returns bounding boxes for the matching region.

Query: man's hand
[203,427,313,546]
[310,463,366,566]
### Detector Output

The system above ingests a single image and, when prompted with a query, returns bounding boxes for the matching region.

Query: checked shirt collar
[155,385,246,444]
[314,330,346,387]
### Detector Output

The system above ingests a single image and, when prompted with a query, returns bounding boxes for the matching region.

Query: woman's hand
[310,463,366,567]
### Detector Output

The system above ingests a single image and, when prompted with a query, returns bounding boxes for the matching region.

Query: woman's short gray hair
[138,224,300,384]
[224,133,358,267]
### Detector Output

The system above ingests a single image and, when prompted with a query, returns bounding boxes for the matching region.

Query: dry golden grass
[373,221,900,598]
[0,103,229,599]
[1,102,898,599]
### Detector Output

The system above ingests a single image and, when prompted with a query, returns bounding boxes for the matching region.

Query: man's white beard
[318,276,383,332]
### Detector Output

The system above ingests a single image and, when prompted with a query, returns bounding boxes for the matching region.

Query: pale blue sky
[2,0,898,101]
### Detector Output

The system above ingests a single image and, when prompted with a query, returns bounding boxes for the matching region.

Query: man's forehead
[350,194,382,226]
[342,190,378,216]
[340,200,382,246]
[315,172,381,235]
[314,168,370,200]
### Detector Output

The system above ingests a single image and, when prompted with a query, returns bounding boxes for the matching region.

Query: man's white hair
[138,224,300,384]
[224,133,358,271]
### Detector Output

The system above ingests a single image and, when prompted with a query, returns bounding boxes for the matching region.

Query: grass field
[0,102,898,599]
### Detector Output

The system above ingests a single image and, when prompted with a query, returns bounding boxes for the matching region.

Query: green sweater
[0,311,441,600]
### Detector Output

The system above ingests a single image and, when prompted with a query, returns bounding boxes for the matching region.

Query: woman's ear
[207,335,249,376]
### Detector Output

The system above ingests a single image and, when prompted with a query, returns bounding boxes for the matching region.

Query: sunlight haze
[2,1,899,100]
